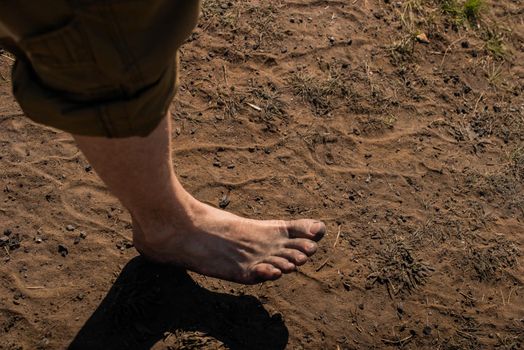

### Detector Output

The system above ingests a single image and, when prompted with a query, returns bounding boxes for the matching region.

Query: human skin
[73,114,325,284]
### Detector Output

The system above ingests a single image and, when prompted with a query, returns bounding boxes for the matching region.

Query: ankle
[132,190,203,245]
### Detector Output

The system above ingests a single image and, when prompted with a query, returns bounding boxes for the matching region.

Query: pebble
[4,229,12,236]
[0,236,9,246]
[66,225,75,232]
[116,240,133,251]
[79,231,87,239]
[219,194,231,209]
[58,244,69,257]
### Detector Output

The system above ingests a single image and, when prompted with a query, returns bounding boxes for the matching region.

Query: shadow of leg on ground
[68,257,288,350]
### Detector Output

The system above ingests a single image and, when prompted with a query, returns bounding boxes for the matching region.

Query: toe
[275,249,308,266]
[286,220,326,241]
[284,239,318,256]
[263,257,297,273]
[250,263,282,283]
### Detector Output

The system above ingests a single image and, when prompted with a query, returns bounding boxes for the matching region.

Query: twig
[333,225,342,248]
[316,257,330,272]
[381,334,413,345]
[439,36,466,69]
[1,53,15,62]
[26,286,46,290]
[507,287,515,304]
[222,64,228,85]
[456,329,475,339]
[246,102,262,112]
[472,92,484,116]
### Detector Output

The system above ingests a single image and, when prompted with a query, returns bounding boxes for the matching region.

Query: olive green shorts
[0,0,201,137]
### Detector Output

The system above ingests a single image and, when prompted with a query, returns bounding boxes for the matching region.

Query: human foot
[132,199,325,285]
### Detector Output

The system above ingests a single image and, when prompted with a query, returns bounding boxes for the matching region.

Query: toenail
[306,243,316,252]
[310,222,326,237]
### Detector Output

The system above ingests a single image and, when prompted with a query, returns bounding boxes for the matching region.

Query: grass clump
[367,242,434,297]
[463,0,484,22]
[469,239,519,282]
[439,0,484,26]
[482,28,506,59]
[289,69,347,116]
[509,146,524,181]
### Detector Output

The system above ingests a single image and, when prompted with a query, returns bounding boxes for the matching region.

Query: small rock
[34,236,43,244]
[84,165,92,172]
[58,244,68,257]
[79,231,87,239]
[397,303,404,315]
[116,240,133,251]
[7,235,20,250]
[423,326,432,335]
[66,225,75,232]
[73,237,81,245]
[415,33,430,44]
[219,193,231,209]
[4,229,12,236]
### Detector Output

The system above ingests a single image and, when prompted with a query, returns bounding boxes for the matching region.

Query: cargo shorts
[0,0,201,137]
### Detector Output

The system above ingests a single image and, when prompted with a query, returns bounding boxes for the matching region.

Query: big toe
[286,220,326,241]
[249,263,282,284]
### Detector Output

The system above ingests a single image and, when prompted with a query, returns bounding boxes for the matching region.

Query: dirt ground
[1,0,523,349]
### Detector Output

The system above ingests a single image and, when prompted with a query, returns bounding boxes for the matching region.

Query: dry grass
[467,238,519,282]
[367,241,434,296]
[509,146,524,181]
[213,86,246,119]
[201,0,242,29]
[244,3,283,49]
[289,69,348,116]
[248,81,287,129]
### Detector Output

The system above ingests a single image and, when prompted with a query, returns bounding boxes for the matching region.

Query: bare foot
[132,198,325,285]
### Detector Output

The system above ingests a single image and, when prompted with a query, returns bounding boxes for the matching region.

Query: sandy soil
[1,0,523,349]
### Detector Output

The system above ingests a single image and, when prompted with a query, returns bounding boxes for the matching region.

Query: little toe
[276,249,308,266]
[284,239,318,256]
[286,220,326,241]
[250,263,282,283]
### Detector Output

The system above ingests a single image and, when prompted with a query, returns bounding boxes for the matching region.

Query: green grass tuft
[463,0,484,21]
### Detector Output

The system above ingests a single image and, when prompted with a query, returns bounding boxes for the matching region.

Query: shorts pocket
[18,17,112,95]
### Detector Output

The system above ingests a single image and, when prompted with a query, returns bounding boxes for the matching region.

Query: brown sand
[1,0,523,349]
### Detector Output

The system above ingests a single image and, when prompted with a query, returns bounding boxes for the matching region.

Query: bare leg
[73,114,325,284]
